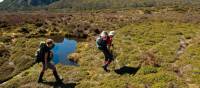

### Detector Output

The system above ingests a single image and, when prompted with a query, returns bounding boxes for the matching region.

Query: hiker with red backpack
[36,39,62,83]
[96,31,115,72]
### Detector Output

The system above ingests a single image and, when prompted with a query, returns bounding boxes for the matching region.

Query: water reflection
[52,38,77,65]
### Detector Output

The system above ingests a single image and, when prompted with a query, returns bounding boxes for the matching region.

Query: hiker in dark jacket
[38,39,62,83]
[96,31,113,72]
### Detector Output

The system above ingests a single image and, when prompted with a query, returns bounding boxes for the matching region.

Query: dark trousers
[102,48,113,65]
[38,62,61,81]
[41,62,56,72]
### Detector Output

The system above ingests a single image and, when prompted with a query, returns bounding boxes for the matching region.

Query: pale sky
[0,0,3,3]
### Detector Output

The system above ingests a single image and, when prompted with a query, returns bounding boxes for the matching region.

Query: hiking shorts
[102,48,113,61]
[42,61,56,71]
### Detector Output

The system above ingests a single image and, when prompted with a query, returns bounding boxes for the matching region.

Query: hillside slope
[0,8,200,88]
[1,0,200,11]
[0,22,200,88]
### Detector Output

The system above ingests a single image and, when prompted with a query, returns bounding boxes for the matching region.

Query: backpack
[96,36,102,50]
[35,41,46,63]
[96,36,107,50]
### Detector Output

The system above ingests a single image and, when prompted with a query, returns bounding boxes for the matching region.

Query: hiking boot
[37,79,44,83]
[56,78,63,83]
[53,71,63,83]
[38,72,44,83]
[102,65,110,72]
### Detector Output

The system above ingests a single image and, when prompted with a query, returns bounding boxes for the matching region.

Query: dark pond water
[52,38,78,65]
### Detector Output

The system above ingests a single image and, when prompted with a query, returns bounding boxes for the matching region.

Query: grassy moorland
[0,8,200,88]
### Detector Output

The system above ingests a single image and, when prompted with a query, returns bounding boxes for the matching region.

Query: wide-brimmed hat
[109,31,115,36]
[100,31,108,37]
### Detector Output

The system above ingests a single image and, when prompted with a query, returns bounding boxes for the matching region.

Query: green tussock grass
[1,22,200,88]
[0,37,44,83]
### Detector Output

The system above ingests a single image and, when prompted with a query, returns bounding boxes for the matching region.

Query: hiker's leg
[47,62,56,71]
[38,62,46,82]
[48,62,62,82]
[102,49,111,72]
[102,61,109,72]
[102,49,110,65]
[107,59,112,65]
[105,49,113,65]
[107,53,114,65]
[104,58,109,67]
[103,48,111,60]
[41,61,47,72]
[104,57,109,65]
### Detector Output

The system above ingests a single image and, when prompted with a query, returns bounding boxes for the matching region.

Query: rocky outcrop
[68,53,80,63]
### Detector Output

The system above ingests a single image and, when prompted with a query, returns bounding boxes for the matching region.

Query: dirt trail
[171,35,200,88]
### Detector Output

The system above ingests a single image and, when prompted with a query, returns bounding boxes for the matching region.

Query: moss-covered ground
[0,21,200,88]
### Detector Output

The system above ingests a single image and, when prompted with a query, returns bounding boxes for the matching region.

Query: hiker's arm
[50,51,53,58]
[44,52,48,69]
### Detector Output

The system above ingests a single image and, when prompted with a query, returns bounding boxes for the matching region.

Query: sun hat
[109,31,115,36]
[100,31,108,37]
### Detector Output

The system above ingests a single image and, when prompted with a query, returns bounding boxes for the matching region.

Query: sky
[0,0,3,3]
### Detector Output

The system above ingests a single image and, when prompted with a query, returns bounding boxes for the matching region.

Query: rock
[68,53,80,63]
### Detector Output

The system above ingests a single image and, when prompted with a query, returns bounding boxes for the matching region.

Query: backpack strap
[96,36,102,47]
[40,41,46,48]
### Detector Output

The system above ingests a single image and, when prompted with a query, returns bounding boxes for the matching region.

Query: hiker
[107,31,115,51]
[38,39,62,83]
[96,31,113,72]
